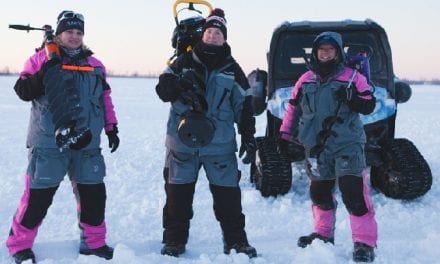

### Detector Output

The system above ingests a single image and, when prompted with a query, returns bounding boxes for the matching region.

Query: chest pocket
[301,84,318,118]
[211,76,234,120]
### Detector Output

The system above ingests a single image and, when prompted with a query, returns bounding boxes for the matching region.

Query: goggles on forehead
[58,11,84,23]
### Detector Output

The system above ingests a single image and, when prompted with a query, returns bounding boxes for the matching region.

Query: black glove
[336,85,376,114]
[239,135,257,164]
[156,73,183,102]
[277,137,290,155]
[106,125,120,153]
[335,85,356,103]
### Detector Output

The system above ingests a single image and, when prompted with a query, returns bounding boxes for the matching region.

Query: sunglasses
[58,11,84,23]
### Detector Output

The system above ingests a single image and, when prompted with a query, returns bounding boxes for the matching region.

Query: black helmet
[178,111,215,148]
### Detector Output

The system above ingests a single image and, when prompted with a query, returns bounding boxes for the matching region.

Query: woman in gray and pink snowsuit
[278,31,378,262]
[6,10,119,263]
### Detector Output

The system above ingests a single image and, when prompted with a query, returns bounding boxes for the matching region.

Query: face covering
[194,42,230,70]
[316,58,339,78]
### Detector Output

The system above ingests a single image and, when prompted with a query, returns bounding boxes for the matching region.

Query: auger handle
[9,24,45,32]
[173,0,213,25]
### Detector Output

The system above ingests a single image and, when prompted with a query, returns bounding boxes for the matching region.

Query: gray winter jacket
[26,59,106,149]
[157,45,253,156]
[280,31,375,153]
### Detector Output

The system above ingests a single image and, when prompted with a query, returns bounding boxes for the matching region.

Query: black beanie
[55,10,84,35]
[202,8,227,40]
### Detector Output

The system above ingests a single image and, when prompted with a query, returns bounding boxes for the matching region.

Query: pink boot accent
[80,222,107,250]
[312,204,335,239]
[6,176,39,255]
[349,171,378,247]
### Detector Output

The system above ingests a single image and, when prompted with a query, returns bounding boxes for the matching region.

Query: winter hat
[55,10,84,35]
[313,32,342,49]
[315,35,338,48]
[202,8,227,39]
[312,31,345,62]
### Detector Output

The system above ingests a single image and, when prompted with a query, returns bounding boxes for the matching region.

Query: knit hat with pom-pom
[202,8,227,39]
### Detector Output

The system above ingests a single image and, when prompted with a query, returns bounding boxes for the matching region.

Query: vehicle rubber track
[371,138,432,200]
[251,137,292,197]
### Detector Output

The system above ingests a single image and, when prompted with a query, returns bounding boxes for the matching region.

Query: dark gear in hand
[277,137,290,155]
[156,73,183,102]
[335,84,376,115]
[178,69,208,111]
[277,135,305,160]
[239,136,257,164]
[179,69,205,91]
[335,84,355,103]
[106,125,120,153]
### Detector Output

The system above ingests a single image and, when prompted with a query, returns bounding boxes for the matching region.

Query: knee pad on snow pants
[21,186,59,229]
[162,168,196,244]
[209,184,247,246]
[77,183,106,226]
[310,180,336,210]
[339,175,368,216]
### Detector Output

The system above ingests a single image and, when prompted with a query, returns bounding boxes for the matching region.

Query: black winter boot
[161,242,186,257]
[224,242,257,258]
[353,242,375,262]
[298,232,334,248]
[79,245,114,260]
[12,248,36,264]
[209,184,257,258]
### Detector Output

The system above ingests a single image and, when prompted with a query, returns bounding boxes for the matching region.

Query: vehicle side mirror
[247,69,268,116]
[394,81,412,103]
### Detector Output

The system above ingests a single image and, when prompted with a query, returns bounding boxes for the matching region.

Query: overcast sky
[1,0,439,79]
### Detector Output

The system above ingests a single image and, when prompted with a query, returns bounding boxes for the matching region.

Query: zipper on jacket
[216,89,230,109]
[92,76,100,95]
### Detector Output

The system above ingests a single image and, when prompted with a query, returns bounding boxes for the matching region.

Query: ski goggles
[57,11,84,23]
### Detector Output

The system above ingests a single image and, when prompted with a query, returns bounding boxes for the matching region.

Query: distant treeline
[400,79,440,85]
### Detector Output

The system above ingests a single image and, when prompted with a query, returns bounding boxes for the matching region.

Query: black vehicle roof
[274,19,384,31]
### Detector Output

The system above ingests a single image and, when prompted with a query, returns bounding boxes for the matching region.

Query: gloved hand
[239,135,257,164]
[277,137,290,155]
[156,73,184,102]
[336,84,376,114]
[335,84,356,103]
[106,125,120,153]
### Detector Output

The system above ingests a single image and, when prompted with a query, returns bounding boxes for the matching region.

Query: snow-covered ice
[0,76,439,263]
